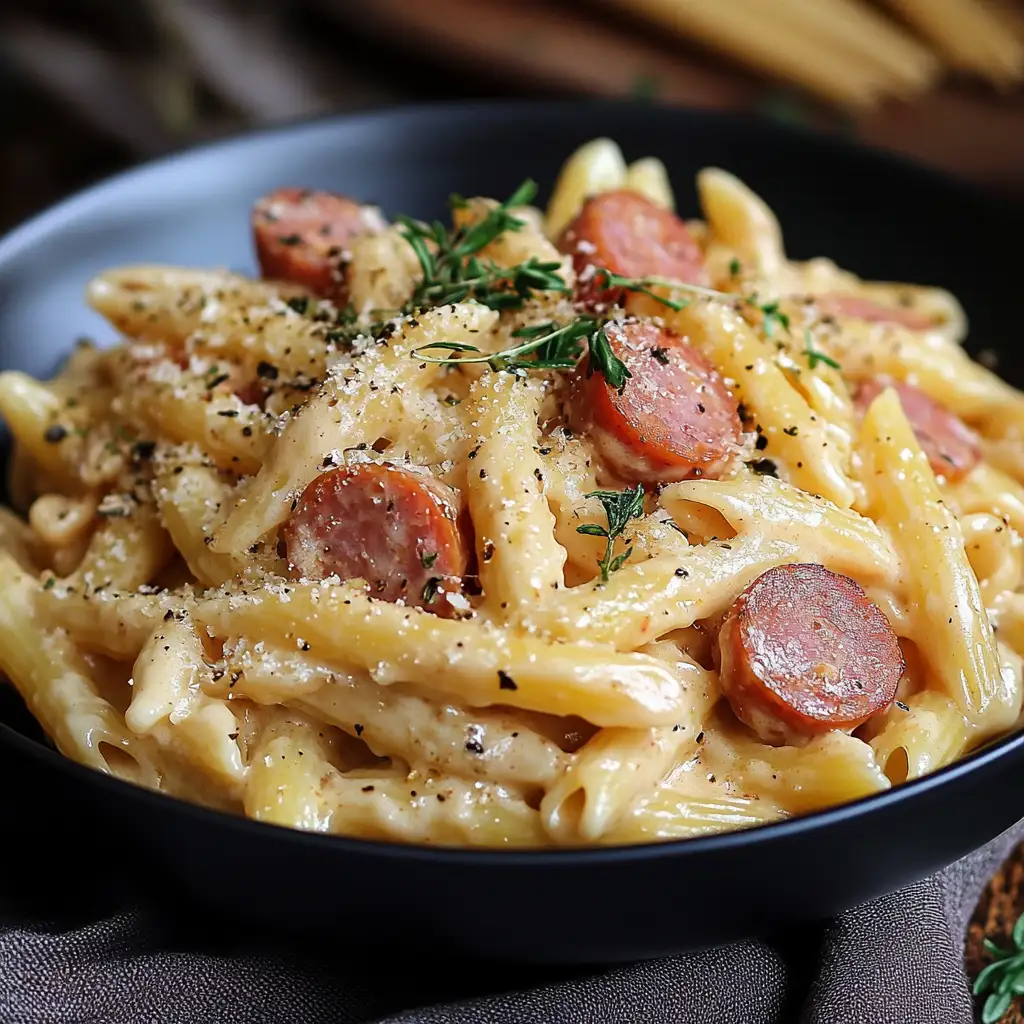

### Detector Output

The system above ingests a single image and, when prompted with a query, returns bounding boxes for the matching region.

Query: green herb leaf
[43,577,55,590]
[450,180,536,258]
[729,257,742,279]
[1012,913,1024,952]
[975,916,1024,1022]
[504,319,594,371]
[759,301,790,338]
[588,326,632,392]
[577,485,645,582]
[803,328,842,371]
[415,341,483,356]
[421,551,438,569]
[983,990,1013,1024]
[422,577,442,604]
[985,939,1014,959]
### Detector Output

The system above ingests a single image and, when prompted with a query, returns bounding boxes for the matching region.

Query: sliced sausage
[817,293,937,332]
[252,188,378,301]
[281,463,467,613]
[718,563,904,745]
[558,190,706,307]
[569,320,741,483]
[853,376,979,481]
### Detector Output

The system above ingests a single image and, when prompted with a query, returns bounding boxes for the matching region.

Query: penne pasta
[4,137,1022,849]
[857,388,1020,738]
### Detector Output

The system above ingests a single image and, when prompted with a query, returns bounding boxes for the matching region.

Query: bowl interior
[0,99,1022,869]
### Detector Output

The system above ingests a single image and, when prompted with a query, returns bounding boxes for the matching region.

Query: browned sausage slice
[281,463,467,613]
[569,320,741,483]
[853,376,979,482]
[558,190,706,307]
[718,563,904,745]
[252,188,378,301]
[817,293,937,332]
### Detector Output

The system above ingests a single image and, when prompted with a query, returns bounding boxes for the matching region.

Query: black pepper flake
[206,373,230,390]
[674,568,689,577]
[479,468,487,479]
[755,433,769,451]
[482,541,495,563]
[538,446,552,455]
[362,785,374,793]
[649,347,670,365]
[44,424,67,444]
[257,361,279,380]
[498,670,518,691]
[300,641,311,652]
[242,425,253,437]
[277,234,302,245]
[750,459,778,477]
[465,737,485,754]
[468,446,480,460]
[895,700,910,712]
[354,723,364,736]
[696,731,705,744]
[132,440,157,461]
[228,732,239,741]
[783,426,799,437]
[163,609,174,621]
[437,794,446,803]
[217,409,239,418]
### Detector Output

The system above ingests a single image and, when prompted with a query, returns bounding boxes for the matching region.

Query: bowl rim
[2,97,1022,865]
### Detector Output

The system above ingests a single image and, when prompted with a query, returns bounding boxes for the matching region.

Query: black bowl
[2,101,1023,963]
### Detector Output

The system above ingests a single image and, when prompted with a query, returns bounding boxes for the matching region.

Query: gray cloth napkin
[2,821,1021,1024]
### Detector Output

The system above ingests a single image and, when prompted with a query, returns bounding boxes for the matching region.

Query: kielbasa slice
[252,188,378,301]
[570,320,741,483]
[281,463,467,613]
[853,376,979,481]
[558,190,706,307]
[718,563,904,745]
[817,293,937,332]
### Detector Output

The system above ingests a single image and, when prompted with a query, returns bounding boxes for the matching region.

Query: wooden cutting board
[329,0,1024,198]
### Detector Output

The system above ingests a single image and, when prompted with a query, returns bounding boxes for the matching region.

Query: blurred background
[3,0,1024,231]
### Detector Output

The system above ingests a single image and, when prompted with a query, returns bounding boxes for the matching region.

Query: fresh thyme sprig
[411,316,632,391]
[575,485,645,582]
[974,912,1024,1023]
[803,328,841,370]
[592,270,695,311]
[398,180,571,312]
